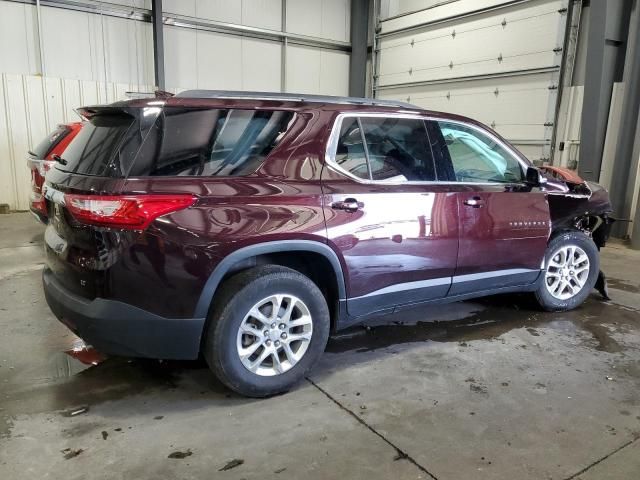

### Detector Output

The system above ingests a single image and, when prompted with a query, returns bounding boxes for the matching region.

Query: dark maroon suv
[42,91,613,396]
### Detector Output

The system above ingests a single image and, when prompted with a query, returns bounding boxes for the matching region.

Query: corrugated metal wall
[0,0,352,210]
[0,74,154,210]
[0,0,351,94]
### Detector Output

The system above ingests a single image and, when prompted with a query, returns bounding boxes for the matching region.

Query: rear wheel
[534,231,599,311]
[203,265,330,397]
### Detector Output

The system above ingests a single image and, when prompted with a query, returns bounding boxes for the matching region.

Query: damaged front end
[540,166,614,247]
[540,166,615,299]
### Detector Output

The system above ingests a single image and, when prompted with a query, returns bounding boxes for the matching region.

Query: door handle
[463,196,483,208]
[331,198,360,212]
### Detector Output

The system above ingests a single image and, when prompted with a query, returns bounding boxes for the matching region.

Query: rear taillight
[30,192,48,216]
[64,194,197,230]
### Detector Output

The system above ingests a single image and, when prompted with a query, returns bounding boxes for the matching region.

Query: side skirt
[336,273,542,331]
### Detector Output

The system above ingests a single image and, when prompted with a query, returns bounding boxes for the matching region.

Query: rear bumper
[43,269,205,360]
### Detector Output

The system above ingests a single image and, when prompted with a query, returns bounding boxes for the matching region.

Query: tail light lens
[30,192,48,216]
[64,194,197,230]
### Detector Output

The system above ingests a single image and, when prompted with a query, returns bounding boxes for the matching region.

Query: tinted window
[56,114,135,177]
[29,125,70,159]
[360,117,435,181]
[437,121,523,183]
[334,117,370,180]
[133,108,294,176]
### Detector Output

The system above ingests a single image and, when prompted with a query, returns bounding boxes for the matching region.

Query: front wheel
[203,265,330,397]
[534,230,600,311]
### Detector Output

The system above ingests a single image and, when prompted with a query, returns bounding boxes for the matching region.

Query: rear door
[322,114,459,318]
[427,119,550,296]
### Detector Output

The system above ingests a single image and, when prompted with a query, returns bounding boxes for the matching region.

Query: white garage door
[375,0,570,163]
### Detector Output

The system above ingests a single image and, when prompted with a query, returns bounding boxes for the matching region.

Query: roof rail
[175,90,419,109]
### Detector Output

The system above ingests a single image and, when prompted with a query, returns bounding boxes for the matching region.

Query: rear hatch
[43,107,158,299]
[43,102,295,301]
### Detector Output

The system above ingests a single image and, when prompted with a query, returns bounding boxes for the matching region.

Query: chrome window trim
[324,112,531,187]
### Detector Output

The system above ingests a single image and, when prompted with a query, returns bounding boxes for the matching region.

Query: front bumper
[43,269,205,360]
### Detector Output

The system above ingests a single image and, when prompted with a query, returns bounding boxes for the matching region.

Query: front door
[321,114,459,318]
[427,119,550,296]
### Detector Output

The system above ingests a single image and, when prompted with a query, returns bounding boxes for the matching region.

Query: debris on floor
[61,448,84,460]
[219,458,244,471]
[62,406,89,417]
[168,449,193,459]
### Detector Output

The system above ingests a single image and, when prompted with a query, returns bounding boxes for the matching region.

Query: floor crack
[306,377,439,480]
[563,435,640,479]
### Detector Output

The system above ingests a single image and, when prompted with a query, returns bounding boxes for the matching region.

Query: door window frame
[325,112,531,186]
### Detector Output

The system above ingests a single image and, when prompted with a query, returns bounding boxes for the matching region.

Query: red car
[41,91,613,396]
[27,122,83,222]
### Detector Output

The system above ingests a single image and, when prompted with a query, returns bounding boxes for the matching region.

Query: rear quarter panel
[116,112,332,318]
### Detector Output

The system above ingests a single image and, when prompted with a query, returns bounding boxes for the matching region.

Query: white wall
[162,0,351,93]
[0,73,155,210]
[0,0,352,210]
[0,1,155,87]
[0,0,351,94]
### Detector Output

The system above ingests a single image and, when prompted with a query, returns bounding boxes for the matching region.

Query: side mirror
[525,166,547,186]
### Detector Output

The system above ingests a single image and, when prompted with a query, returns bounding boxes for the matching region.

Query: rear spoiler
[75,106,127,120]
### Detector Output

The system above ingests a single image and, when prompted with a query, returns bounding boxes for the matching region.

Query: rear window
[29,125,70,159]
[129,108,295,177]
[56,114,136,177]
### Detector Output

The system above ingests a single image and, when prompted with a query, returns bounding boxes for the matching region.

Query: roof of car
[97,90,486,130]
[173,90,420,109]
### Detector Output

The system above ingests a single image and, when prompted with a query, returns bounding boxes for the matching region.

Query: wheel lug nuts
[265,340,272,346]
[264,330,269,336]
[281,333,287,340]
[275,340,281,347]
[279,323,285,330]
[271,323,276,329]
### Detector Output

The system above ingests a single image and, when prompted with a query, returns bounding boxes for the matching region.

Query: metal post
[577,0,630,181]
[151,0,165,90]
[370,0,379,98]
[281,0,287,93]
[549,0,578,165]
[35,0,46,76]
[629,117,640,247]
[349,0,370,97]
[611,0,640,239]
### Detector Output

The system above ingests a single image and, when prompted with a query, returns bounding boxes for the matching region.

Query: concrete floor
[1,212,640,480]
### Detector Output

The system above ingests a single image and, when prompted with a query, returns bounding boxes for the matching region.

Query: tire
[534,230,600,311]
[203,265,330,397]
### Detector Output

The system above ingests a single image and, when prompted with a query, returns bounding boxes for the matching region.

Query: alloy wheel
[544,245,590,300]
[236,294,313,376]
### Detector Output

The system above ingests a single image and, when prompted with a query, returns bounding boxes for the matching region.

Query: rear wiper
[52,154,68,166]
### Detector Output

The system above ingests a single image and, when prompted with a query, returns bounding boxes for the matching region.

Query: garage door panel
[376,0,568,163]
[378,0,566,87]
[511,143,547,160]
[379,73,556,122]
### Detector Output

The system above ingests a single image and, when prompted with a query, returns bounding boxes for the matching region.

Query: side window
[131,108,293,177]
[360,117,436,181]
[437,121,523,183]
[334,117,370,180]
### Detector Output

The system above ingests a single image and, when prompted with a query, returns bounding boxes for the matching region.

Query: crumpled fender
[539,166,585,184]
